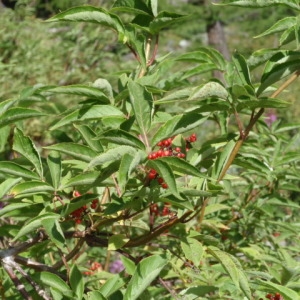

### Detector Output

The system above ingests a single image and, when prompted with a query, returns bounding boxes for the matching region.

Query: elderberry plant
[1,0,300,299]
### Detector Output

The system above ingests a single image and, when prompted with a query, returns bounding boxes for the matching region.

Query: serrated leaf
[47,6,125,40]
[128,80,153,135]
[152,113,208,146]
[13,128,43,179]
[218,0,300,10]
[158,156,206,178]
[13,213,60,241]
[189,81,228,101]
[0,203,35,217]
[88,146,137,169]
[147,159,179,197]
[0,178,22,199]
[0,162,39,180]
[41,218,65,249]
[39,272,73,295]
[50,105,124,130]
[111,0,152,15]
[45,143,97,163]
[74,124,104,152]
[149,11,187,34]
[232,52,252,86]
[40,84,110,104]
[10,181,54,197]
[47,151,61,190]
[255,279,300,300]
[98,274,126,298]
[70,265,84,299]
[211,139,236,180]
[207,246,251,299]
[87,291,107,300]
[0,107,47,129]
[100,129,145,150]
[118,153,142,194]
[257,51,300,95]
[181,238,204,266]
[124,255,167,300]
[108,234,130,250]
[255,17,297,38]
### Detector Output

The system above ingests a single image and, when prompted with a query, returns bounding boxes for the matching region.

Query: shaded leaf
[124,255,167,300]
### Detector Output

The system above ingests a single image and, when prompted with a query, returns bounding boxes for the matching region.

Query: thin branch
[159,277,180,300]
[2,258,32,300]
[13,263,52,300]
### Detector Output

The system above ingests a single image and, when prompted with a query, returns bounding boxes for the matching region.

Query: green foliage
[0,0,300,299]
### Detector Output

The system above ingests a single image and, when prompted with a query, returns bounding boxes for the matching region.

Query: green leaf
[39,272,73,295]
[88,146,137,169]
[0,203,36,217]
[0,98,18,115]
[61,171,104,189]
[255,279,300,300]
[158,156,206,178]
[255,17,297,38]
[13,213,60,241]
[188,81,228,101]
[74,124,104,152]
[124,255,167,300]
[177,47,226,70]
[120,256,136,276]
[0,178,22,199]
[211,139,236,180]
[47,6,125,41]
[111,0,152,15]
[45,143,97,163]
[108,234,130,250]
[149,11,187,34]
[0,162,39,180]
[207,246,251,299]
[70,265,84,300]
[181,238,204,266]
[128,80,153,135]
[41,218,65,249]
[40,84,110,104]
[87,291,107,300]
[98,274,126,298]
[50,105,124,130]
[10,181,54,197]
[147,159,179,197]
[0,108,47,129]
[152,113,208,146]
[257,51,300,95]
[47,151,62,190]
[218,0,300,10]
[100,129,145,150]
[13,128,43,179]
[232,52,252,86]
[150,0,158,16]
[118,152,142,194]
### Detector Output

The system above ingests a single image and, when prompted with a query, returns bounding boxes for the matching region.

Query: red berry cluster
[150,203,170,217]
[147,133,197,188]
[83,261,102,276]
[265,293,284,300]
[69,191,98,224]
[147,133,197,160]
[147,169,168,189]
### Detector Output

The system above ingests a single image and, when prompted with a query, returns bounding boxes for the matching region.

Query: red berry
[157,141,163,147]
[163,150,171,157]
[75,219,82,224]
[150,204,159,216]
[157,149,163,157]
[161,183,168,189]
[73,190,81,197]
[148,172,157,180]
[91,199,98,209]
[175,147,181,152]
[189,133,197,142]
[157,177,164,184]
[161,206,169,216]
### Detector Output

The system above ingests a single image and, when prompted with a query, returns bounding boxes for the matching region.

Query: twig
[2,257,32,300]
[159,277,180,300]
